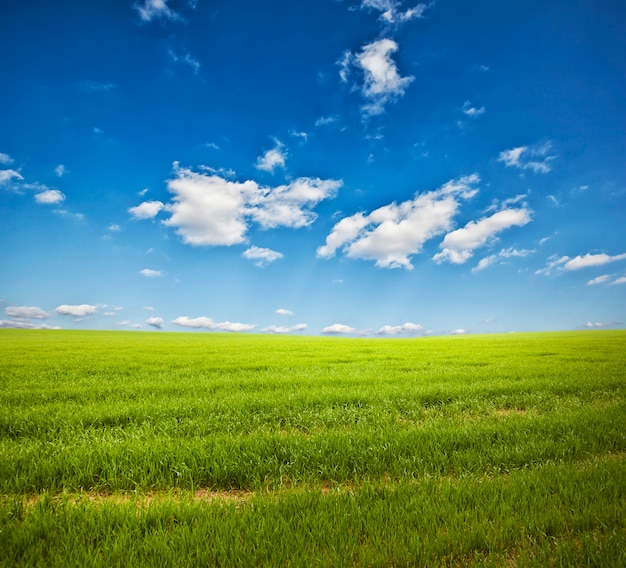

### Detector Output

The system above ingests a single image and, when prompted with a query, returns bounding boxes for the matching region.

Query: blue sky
[1,0,625,335]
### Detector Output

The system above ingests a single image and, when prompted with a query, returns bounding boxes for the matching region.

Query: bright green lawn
[1,329,625,566]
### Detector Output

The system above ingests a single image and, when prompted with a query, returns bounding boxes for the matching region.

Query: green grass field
[1,329,625,566]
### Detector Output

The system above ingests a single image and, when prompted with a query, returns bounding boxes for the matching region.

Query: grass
[1,329,625,566]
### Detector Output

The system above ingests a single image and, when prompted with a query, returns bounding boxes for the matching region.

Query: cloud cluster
[498,143,555,174]
[0,305,58,329]
[317,174,480,269]
[131,164,341,247]
[256,140,287,173]
[172,316,256,332]
[321,323,359,335]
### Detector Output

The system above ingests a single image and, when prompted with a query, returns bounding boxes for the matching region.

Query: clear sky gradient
[1,0,625,335]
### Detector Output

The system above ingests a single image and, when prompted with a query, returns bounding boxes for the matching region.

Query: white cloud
[321,323,358,334]
[5,306,48,319]
[169,50,201,74]
[472,247,535,272]
[462,101,485,116]
[161,165,341,246]
[355,38,414,115]
[0,169,23,185]
[128,200,164,219]
[587,274,612,286]
[275,308,294,316]
[242,246,284,267]
[584,321,619,328]
[377,322,423,335]
[256,140,287,173]
[340,37,415,116]
[34,189,65,204]
[497,143,555,174]
[451,329,468,335]
[262,324,307,334]
[139,268,163,277]
[0,152,14,165]
[315,115,339,127]
[55,304,98,317]
[134,0,182,22]
[108,224,122,232]
[361,1,429,24]
[317,174,480,269]
[55,164,67,177]
[172,316,256,332]
[563,253,626,271]
[146,317,164,329]
[0,320,59,330]
[434,208,532,265]
[611,276,626,286]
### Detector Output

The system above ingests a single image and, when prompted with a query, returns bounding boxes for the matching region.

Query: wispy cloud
[536,252,626,276]
[0,169,23,185]
[340,38,414,116]
[360,1,431,25]
[462,101,485,117]
[134,0,182,22]
[434,207,532,265]
[498,142,555,174]
[172,316,256,332]
[242,246,284,267]
[472,247,534,272]
[169,50,201,74]
[262,324,307,334]
[317,174,479,269]
[55,164,68,177]
[0,152,15,165]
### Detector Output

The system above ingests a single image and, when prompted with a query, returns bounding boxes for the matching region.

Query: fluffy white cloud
[317,174,479,269]
[584,321,618,328]
[55,164,67,177]
[262,324,307,334]
[340,38,414,116]
[172,316,256,332]
[0,320,58,330]
[128,200,164,219]
[242,246,283,267]
[434,208,532,265]
[275,308,294,316]
[498,143,555,173]
[256,140,287,173]
[55,304,98,317]
[146,317,164,329]
[472,247,534,272]
[321,323,359,334]
[611,276,626,286]
[377,322,423,335]
[34,189,65,204]
[134,0,182,22]
[0,153,15,165]
[5,306,48,319]
[159,165,341,246]
[139,268,163,278]
[451,329,468,335]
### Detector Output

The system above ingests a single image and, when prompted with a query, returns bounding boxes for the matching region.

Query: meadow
[0,329,624,566]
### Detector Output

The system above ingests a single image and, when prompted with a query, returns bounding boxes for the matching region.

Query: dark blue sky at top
[1,0,625,334]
